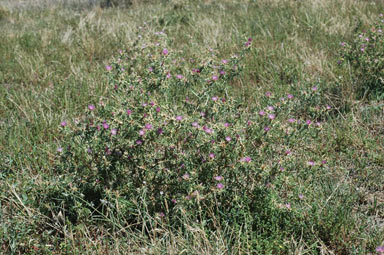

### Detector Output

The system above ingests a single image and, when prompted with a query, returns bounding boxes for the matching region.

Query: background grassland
[0,0,383,254]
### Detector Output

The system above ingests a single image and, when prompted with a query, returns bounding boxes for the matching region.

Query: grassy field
[0,0,384,254]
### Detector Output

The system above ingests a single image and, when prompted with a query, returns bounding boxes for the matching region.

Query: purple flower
[225,136,232,142]
[88,104,95,110]
[285,203,291,209]
[176,115,183,121]
[224,122,230,127]
[216,183,224,189]
[264,126,270,132]
[145,123,152,130]
[267,106,274,111]
[102,122,109,129]
[60,121,67,127]
[268,114,275,120]
[241,156,252,163]
[220,70,225,75]
[307,160,315,166]
[265,91,272,97]
[176,74,183,79]
[288,118,295,123]
[209,153,215,159]
[214,176,223,181]
[139,130,145,136]
[306,120,312,125]
[298,194,304,200]
[361,48,365,52]
[157,128,163,135]
[171,199,177,204]
[162,48,169,55]
[105,65,112,71]
[158,212,165,217]
[340,42,345,47]
[127,109,132,115]
[259,110,265,116]
[212,96,218,101]
[312,86,318,91]
[192,121,199,127]
[203,126,213,134]
[136,139,143,145]
[222,59,228,64]
[111,129,117,135]
[182,173,190,180]
[287,94,294,99]
[57,147,63,153]
[166,72,172,78]
[321,160,327,165]
[212,75,218,81]
[285,150,292,155]
[376,246,384,254]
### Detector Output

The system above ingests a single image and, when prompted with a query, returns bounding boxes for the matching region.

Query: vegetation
[0,0,383,254]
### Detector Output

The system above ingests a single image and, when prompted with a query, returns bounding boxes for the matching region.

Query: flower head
[241,156,252,163]
[216,183,224,189]
[60,121,67,127]
[88,104,95,110]
[376,246,384,254]
[182,173,190,180]
[214,176,223,181]
[105,65,112,71]
[111,129,117,135]
[162,48,169,55]
[176,115,183,121]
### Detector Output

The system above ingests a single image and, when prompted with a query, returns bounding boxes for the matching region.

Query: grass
[0,0,383,254]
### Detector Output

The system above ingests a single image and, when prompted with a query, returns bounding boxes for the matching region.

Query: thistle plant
[53,31,331,232]
[340,14,384,98]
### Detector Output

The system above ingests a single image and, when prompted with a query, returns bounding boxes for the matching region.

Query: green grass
[0,0,383,254]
